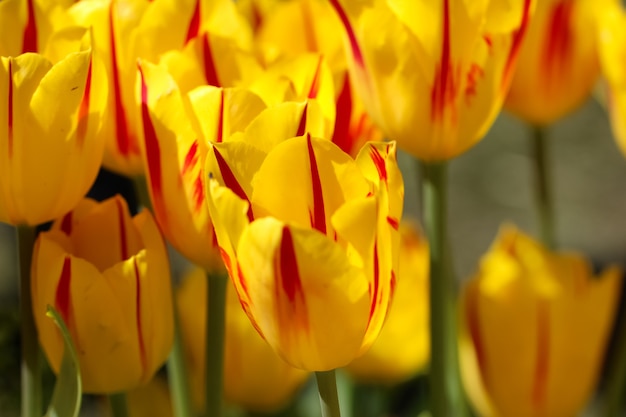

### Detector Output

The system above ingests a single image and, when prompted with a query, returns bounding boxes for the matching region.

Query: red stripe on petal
[22,0,38,53]
[503,0,532,88]
[138,64,166,222]
[216,89,224,142]
[328,0,365,68]
[430,0,457,123]
[7,59,14,159]
[296,102,308,137]
[55,257,72,324]
[76,57,93,149]
[185,0,201,44]
[192,173,204,213]
[386,216,399,230]
[307,57,323,99]
[367,242,380,323]
[332,74,354,155]
[116,197,129,260]
[133,258,147,375]
[369,145,387,182]
[60,212,73,235]
[109,4,133,158]
[212,146,254,222]
[182,140,199,175]
[236,261,251,300]
[277,227,304,303]
[202,33,220,86]
[542,0,573,82]
[307,135,326,234]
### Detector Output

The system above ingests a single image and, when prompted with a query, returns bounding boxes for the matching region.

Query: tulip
[598,2,626,159]
[0,47,106,226]
[205,135,403,371]
[137,60,330,270]
[346,221,429,384]
[31,195,174,393]
[0,0,73,56]
[459,225,622,417]
[329,0,534,161]
[250,0,382,157]
[505,0,613,125]
[177,268,309,412]
[68,0,208,175]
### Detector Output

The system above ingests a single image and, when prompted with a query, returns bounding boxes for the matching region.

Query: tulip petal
[251,135,370,235]
[237,217,370,371]
[133,209,174,384]
[63,196,143,271]
[187,85,266,143]
[33,232,143,393]
[138,60,223,269]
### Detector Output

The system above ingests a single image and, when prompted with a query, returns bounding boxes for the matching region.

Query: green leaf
[44,305,82,417]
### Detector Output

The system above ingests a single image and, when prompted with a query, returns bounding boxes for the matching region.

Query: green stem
[109,392,129,417]
[316,370,341,417]
[531,125,556,249]
[18,225,40,417]
[168,306,194,417]
[205,272,228,417]
[601,303,626,417]
[133,175,153,212]
[421,162,466,417]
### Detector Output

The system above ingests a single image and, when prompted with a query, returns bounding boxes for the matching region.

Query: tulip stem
[531,125,556,249]
[168,306,194,417]
[133,175,153,212]
[421,162,466,417]
[109,392,129,417]
[316,370,342,417]
[18,225,41,417]
[205,272,228,417]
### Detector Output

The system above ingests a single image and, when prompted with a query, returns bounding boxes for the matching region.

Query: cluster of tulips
[2,0,626,416]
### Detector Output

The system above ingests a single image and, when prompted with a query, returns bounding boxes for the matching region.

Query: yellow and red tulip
[68,0,204,176]
[0,47,106,226]
[249,0,382,157]
[347,221,429,384]
[0,0,74,57]
[31,195,174,393]
[158,0,258,94]
[329,0,534,161]
[137,60,330,270]
[459,225,622,417]
[506,0,614,125]
[177,268,309,412]
[205,134,403,371]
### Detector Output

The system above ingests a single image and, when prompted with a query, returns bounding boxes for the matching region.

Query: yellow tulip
[0,0,73,56]
[31,195,174,393]
[137,60,330,270]
[177,268,309,412]
[249,0,383,157]
[347,221,429,384]
[598,2,626,158]
[253,0,345,69]
[459,225,622,417]
[0,47,106,226]
[505,0,614,125]
[68,0,204,175]
[329,0,534,161]
[205,135,404,371]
